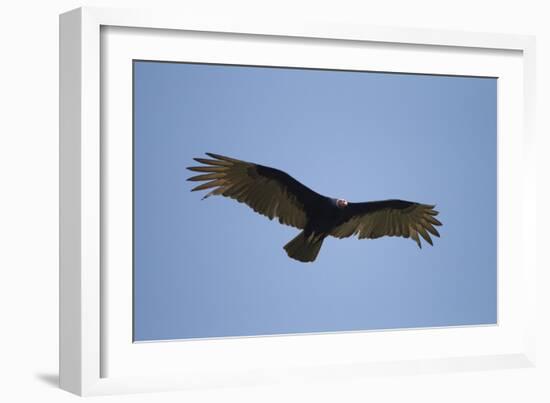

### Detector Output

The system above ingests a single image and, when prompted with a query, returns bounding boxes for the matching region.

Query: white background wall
[1,0,548,401]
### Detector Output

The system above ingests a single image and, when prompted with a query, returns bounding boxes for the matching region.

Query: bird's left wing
[330,200,442,248]
[187,153,325,230]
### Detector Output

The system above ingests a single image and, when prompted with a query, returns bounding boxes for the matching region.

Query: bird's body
[187,153,442,262]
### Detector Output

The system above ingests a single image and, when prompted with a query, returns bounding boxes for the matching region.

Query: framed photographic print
[59,7,537,396]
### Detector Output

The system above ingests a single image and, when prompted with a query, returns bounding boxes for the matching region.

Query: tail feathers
[284,232,324,262]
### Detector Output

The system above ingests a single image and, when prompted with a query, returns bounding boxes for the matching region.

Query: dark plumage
[187,153,442,262]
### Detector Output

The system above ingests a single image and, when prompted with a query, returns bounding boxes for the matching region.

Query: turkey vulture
[187,153,442,263]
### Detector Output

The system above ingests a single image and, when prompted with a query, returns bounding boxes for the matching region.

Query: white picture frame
[59,6,537,396]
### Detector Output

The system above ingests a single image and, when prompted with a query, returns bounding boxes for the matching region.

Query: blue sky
[133,61,497,341]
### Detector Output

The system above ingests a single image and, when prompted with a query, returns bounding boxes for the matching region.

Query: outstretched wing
[187,153,325,229]
[330,200,442,248]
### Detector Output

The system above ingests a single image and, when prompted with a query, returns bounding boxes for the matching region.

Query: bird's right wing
[330,200,442,248]
[187,153,325,229]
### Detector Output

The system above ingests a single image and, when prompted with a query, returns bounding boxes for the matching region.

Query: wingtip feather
[205,152,238,163]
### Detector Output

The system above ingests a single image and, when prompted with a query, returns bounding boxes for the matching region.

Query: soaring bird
[187,153,442,263]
